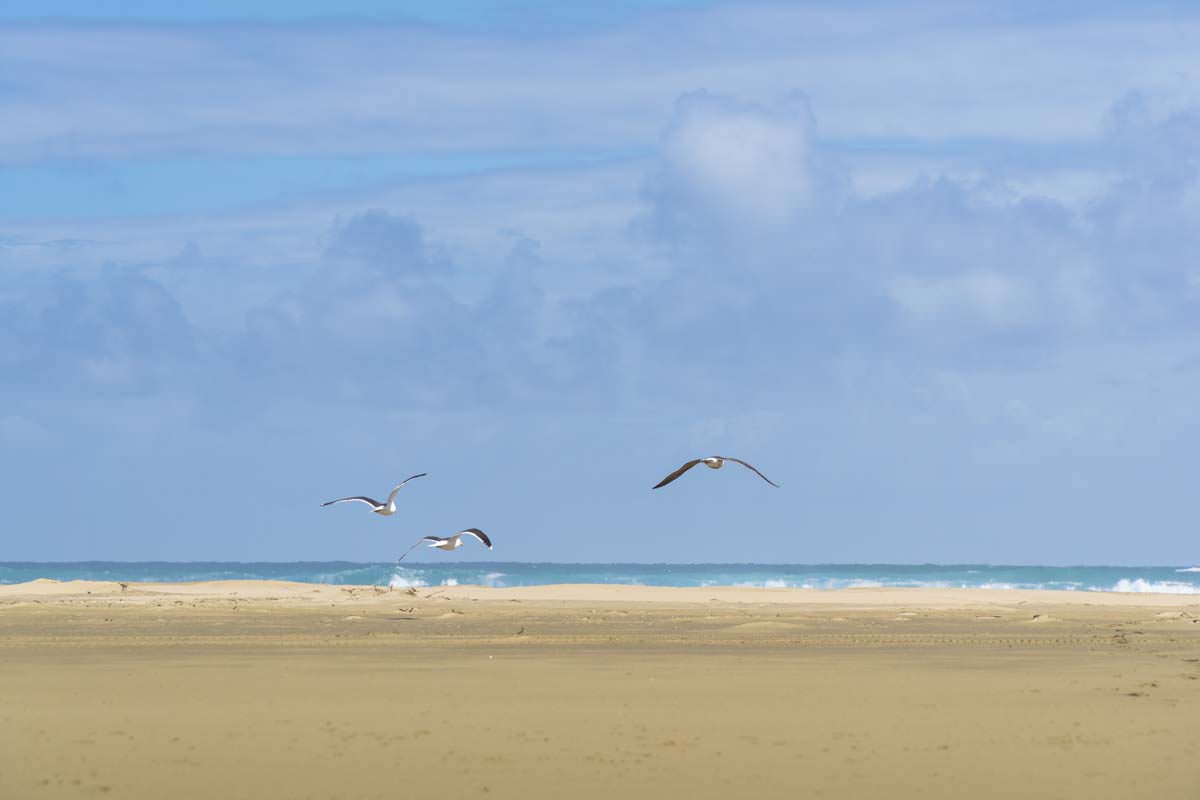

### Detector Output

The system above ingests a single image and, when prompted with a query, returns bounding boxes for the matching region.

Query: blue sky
[0,0,707,26]
[3,1,1200,564]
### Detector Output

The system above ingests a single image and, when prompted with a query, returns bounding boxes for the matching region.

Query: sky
[3,1,1200,564]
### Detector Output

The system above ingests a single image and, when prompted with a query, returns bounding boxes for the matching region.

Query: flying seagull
[320,473,427,515]
[653,457,779,489]
[397,528,493,562]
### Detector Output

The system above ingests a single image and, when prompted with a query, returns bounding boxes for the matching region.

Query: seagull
[320,473,427,515]
[653,457,779,489]
[397,528,493,562]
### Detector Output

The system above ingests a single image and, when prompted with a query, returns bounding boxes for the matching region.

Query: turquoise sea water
[2,562,1199,593]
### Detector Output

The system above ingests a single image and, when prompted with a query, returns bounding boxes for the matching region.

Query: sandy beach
[2,580,1198,799]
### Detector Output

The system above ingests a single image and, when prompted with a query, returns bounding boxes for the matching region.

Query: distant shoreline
[5,561,1200,595]
[3,560,1196,567]
[3,578,1200,608]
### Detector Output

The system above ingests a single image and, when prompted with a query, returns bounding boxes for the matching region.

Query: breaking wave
[387,568,509,588]
[387,571,428,589]
[1108,578,1200,594]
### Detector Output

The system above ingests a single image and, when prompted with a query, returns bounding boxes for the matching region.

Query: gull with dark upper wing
[320,473,427,516]
[397,528,493,562]
[652,457,779,489]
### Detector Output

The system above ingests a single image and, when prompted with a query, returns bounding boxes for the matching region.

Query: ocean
[2,562,1199,593]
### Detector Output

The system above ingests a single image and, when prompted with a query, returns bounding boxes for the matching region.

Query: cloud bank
[3,3,1200,562]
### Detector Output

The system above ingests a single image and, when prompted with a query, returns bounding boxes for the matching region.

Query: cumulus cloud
[621,85,1200,423]
[223,209,613,412]
[7,88,1200,418]
[0,266,195,395]
[323,210,447,278]
[643,90,840,236]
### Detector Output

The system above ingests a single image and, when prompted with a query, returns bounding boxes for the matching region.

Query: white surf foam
[1176,567,1200,573]
[1109,578,1200,594]
[795,579,885,590]
[728,579,790,589]
[388,572,428,589]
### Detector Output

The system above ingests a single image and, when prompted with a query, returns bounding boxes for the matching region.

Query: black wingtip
[463,528,493,548]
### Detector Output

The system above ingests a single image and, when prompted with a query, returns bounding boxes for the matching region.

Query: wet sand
[2,580,1199,799]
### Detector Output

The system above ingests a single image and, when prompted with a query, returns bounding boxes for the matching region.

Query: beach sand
[2,580,1198,799]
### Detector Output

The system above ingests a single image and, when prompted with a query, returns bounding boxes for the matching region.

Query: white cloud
[657,91,822,226]
[3,5,1200,166]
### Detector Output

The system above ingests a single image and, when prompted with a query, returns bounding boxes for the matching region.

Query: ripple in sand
[720,620,803,633]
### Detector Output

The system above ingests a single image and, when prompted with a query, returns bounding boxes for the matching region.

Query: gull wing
[652,459,704,489]
[320,496,382,508]
[386,473,428,502]
[459,528,493,549]
[720,457,780,487]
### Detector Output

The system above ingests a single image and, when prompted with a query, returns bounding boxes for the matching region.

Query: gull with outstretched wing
[320,473,427,516]
[653,457,778,489]
[397,528,493,562]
